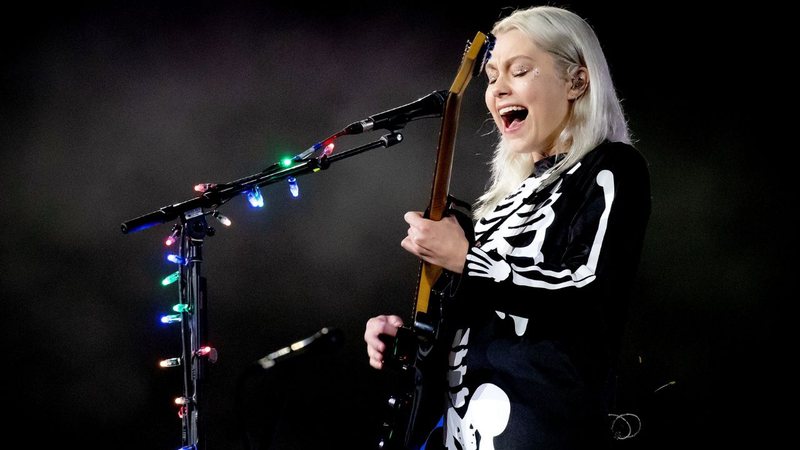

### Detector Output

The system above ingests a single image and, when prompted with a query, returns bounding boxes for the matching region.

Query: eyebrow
[485,55,536,71]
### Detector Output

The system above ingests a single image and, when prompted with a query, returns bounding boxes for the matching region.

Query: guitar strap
[445,194,475,247]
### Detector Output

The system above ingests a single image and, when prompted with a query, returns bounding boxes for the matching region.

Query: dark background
[1,1,781,449]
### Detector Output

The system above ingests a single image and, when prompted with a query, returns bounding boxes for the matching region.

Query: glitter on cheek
[532,67,541,77]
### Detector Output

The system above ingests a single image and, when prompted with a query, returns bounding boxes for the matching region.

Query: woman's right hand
[364,314,404,370]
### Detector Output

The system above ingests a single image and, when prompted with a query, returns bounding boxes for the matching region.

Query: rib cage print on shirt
[467,162,615,290]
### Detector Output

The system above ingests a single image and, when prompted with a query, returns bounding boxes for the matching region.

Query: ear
[568,67,589,100]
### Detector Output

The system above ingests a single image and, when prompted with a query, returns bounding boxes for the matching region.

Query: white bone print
[446,326,512,449]
[446,383,511,449]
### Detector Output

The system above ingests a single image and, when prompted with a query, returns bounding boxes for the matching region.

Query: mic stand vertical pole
[180,208,213,450]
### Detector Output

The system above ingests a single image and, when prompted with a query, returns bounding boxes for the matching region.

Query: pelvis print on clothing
[445,324,516,450]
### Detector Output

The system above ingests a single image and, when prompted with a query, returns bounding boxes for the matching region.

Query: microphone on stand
[255,327,344,370]
[344,89,449,135]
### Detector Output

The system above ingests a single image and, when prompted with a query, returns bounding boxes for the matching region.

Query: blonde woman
[366,6,650,449]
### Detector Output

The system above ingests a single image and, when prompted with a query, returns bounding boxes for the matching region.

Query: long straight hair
[474,6,630,219]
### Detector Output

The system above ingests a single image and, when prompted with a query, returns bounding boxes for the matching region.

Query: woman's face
[484,29,574,157]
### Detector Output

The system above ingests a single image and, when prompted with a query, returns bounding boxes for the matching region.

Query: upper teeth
[499,106,527,115]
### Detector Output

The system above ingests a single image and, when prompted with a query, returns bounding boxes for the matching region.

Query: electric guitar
[377,31,494,450]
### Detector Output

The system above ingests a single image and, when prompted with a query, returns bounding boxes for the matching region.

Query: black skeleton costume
[425,140,650,450]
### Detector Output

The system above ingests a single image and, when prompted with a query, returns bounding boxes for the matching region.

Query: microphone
[255,327,343,370]
[345,89,449,134]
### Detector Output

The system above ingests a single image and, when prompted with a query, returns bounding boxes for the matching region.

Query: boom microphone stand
[122,88,448,450]
[122,131,404,450]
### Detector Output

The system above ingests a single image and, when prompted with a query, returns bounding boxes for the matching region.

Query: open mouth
[499,105,528,130]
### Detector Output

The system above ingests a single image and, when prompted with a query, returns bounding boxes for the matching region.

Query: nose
[488,73,510,98]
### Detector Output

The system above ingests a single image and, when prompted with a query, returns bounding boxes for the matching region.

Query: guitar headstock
[475,32,495,77]
[448,31,496,96]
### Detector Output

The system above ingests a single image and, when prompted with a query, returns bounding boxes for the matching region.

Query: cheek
[484,88,493,113]
[484,88,501,124]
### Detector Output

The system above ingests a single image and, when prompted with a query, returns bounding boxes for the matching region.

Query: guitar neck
[410,31,492,336]
[412,94,461,330]
[426,94,462,221]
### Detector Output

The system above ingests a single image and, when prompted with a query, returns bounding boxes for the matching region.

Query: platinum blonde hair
[474,6,630,219]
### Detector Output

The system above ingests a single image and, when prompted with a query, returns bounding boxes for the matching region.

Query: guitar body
[377,273,454,450]
[376,32,494,450]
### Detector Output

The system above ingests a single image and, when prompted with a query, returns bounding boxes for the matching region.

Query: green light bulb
[161,271,180,286]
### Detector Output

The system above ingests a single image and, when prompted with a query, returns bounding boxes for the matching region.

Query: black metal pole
[179,209,211,450]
